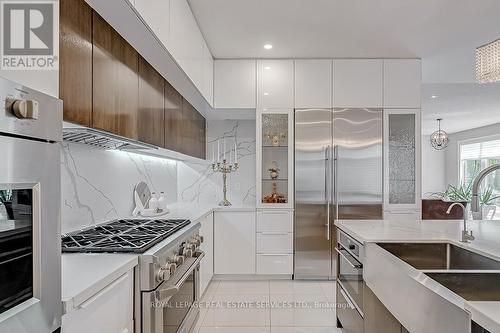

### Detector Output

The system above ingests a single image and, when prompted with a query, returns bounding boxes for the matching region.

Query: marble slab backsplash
[61,142,178,234]
[178,120,256,207]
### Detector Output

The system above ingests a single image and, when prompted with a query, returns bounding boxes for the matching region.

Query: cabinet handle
[80,272,130,309]
[335,247,362,269]
[259,253,290,256]
[260,232,289,236]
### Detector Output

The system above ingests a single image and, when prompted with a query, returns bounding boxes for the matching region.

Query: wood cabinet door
[138,56,164,146]
[59,0,92,126]
[164,81,183,152]
[92,12,139,139]
[181,99,206,159]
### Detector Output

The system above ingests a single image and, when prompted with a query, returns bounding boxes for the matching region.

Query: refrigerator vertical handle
[325,145,330,241]
[334,145,339,220]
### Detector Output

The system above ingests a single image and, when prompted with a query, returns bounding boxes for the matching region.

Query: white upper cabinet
[257,60,294,109]
[333,59,383,108]
[383,59,421,108]
[295,59,332,108]
[170,0,203,90]
[134,0,170,47]
[214,59,256,108]
[202,42,214,105]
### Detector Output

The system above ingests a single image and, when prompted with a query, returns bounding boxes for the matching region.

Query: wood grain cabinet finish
[164,80,184,152]
[138,56,165,146]
[364,283,402,333]
[59,0,92,126]
[181,99,206,159]
[92,12,139,139]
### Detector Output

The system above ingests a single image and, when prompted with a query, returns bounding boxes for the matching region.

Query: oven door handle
[158,251,205,301]
[335,247,362,269]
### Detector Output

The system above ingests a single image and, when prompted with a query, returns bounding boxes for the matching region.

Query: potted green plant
[0,190,14,220]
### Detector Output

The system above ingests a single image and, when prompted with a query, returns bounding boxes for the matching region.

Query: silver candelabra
[212,159,239,206]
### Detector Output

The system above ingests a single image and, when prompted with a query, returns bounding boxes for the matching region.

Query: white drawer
[62,270,133,333]
[257,254,293,274]
[257,210,293,232]
[257,233,293,254]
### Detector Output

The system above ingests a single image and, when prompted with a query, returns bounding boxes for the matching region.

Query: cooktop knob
[172,254,184,266]
[156,267,167,282]
[181,247,194,258]
[164,262,176,276]
[190,237,201,247]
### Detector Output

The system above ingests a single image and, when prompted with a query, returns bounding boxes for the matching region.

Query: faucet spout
[471,163,500,220]
[446,202,474,243]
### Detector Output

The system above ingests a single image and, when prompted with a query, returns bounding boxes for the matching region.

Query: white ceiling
[421,82,500,135]
[189,0,500,83]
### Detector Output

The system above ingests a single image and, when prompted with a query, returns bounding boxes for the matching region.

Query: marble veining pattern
[178,120,256,206]
[61,142,177,234]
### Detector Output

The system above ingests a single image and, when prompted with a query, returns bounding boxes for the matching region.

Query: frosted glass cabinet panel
[256,109,294,208]
[384,109,421,213]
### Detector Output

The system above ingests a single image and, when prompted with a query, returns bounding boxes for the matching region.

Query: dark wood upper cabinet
[164,80,183,152]
[59,0,92,126]
[59,0,206,158]
[181,99,206,159]
[92,12,139,139]
[138,56,165,146]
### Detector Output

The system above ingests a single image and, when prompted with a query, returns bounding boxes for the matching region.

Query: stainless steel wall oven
[0,77,62,333]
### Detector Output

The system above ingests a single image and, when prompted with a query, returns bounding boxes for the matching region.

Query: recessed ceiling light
[263,92,269,96]
[264,66,271,70]
[431,95,438,99]
[263,44,273,50]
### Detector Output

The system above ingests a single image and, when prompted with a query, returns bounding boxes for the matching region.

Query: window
[459,138,500,219]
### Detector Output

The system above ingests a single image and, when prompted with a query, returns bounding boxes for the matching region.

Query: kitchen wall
[61,119,256,233]
[61,142,178,233]
[422,135,447,197]
[178,120,256,206]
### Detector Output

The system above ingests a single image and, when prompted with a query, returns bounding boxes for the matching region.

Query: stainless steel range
[62,218,204,333]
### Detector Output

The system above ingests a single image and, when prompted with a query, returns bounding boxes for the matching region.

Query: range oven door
[0,135,61,333]
[142,251,205,333]
[336,245,363,315]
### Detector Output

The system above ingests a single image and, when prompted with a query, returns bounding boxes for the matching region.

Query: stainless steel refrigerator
[294,108,383,279]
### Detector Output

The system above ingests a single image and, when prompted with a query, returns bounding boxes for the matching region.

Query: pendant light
[430,118,449,150]
[476,38,500,83]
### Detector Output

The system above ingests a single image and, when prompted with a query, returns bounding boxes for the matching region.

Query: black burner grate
[61,219,191,253]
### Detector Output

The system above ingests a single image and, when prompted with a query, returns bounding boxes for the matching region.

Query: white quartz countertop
[61,204,255,315]
[62,253,138,314]
[335,219,500,332]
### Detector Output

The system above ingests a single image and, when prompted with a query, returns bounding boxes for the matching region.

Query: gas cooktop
[61,218,191,253]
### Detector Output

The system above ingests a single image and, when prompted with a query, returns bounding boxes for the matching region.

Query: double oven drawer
[336,229,364,333]
[337,282,364,333]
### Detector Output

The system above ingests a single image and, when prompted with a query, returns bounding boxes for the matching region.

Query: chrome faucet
[471,163,500,220]
[446,202,474,243]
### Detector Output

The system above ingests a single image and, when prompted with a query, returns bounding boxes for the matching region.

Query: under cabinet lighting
[263,92,269,96]
[264,66,271,70]
[263,44,273,50]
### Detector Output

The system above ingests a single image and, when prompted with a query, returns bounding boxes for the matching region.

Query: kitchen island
[335,219,500,333]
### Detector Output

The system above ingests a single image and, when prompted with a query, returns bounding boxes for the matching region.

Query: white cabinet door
[62,270,134,333]
[257,60,294,108]
[214,59,256,108]
[214,211,256,275]
[134,0,170,47]
[383,109,421,214]
[169,0,204,92]
[202,42,214,106]
[295,59,332,108]
[199,213,214,295]
[333,59,383,107]
[384,59,421,108]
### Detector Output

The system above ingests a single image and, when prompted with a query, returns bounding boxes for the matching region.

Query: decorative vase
[1,202,14,220]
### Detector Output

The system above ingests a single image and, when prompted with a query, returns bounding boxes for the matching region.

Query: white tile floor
[193,280,342,333]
